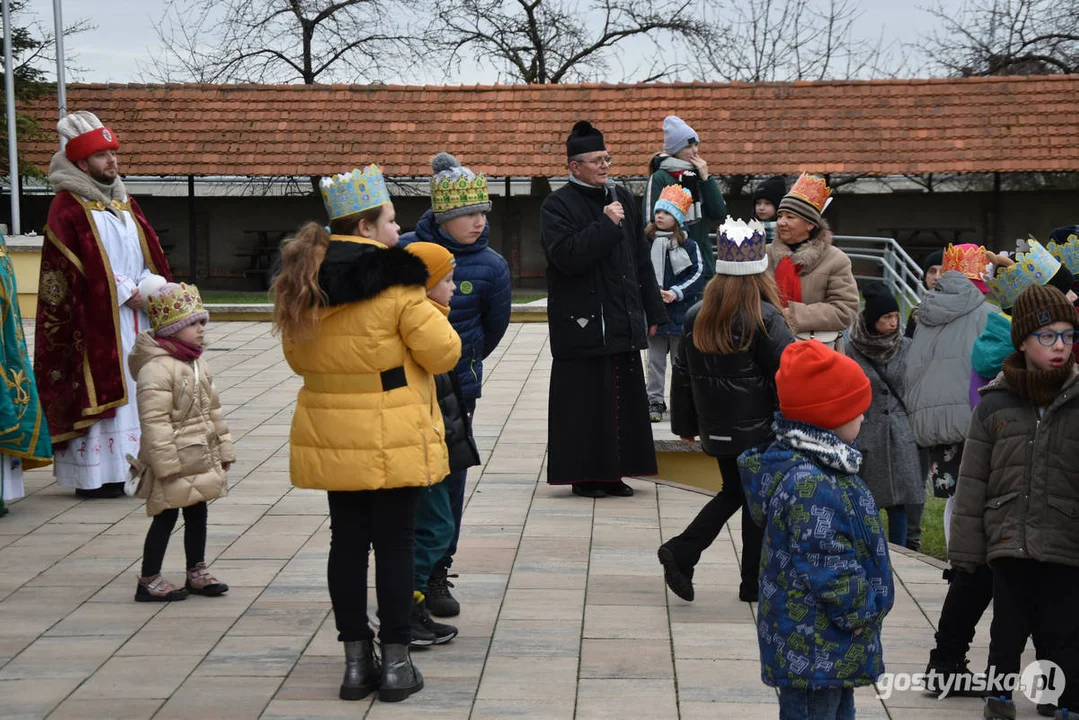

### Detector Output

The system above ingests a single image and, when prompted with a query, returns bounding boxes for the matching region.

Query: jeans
[645,334,680,406]
[905,501,925,551]
[141,502,207,577]
[987,558,1079,708]
[436,397,475,573]
[662,456,763,597]
[778,686,855,720]
[884,505,908,547]
[327,487,419,645]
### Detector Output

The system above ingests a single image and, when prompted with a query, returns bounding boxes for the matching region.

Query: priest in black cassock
[540,121,668,498]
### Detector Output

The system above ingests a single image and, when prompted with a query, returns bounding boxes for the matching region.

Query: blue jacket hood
[971,311,1013,379]
[412,209,489,254]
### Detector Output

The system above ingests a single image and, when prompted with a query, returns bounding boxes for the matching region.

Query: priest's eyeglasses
[581,156,613,167]
[1031,329,1078,346]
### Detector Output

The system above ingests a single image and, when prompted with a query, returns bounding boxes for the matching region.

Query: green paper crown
[431,174,489,215]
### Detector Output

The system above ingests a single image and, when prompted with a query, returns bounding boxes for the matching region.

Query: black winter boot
[657,544,694,602]
[379,643,424,702]
[339,639,379,700]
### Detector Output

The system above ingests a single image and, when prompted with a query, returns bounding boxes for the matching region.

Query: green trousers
[413,480,455,593]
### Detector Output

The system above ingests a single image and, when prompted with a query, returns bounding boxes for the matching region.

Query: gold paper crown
[787,173,832,213]
[983,239,1061,309]
[147,282,208,335]
[319,165,391,221]
[431,174,490,216]
[942,243,989,281]
[658,184,693,215]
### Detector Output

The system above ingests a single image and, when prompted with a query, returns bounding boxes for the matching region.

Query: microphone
[605,179,617,204]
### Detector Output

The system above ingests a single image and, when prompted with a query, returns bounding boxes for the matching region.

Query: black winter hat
[566,121,606,159]
[1049,225,1079,244]
[752,175,787,215]
[862,281,900,331]
[921,249,944,288]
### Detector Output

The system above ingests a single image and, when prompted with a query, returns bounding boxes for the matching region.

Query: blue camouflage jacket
[739,416,894,690]
[400,210,512,399]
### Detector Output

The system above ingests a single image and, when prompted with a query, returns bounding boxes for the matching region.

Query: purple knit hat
[146,282,209,337]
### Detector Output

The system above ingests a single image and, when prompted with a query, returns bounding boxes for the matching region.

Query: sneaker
[648,402,665,423]
[426,571,460,618]
[409,595,457,647]
[135,574,188,602]
[984,696,1017,720]
[1052,709,1071,720]
[185,562,229,597]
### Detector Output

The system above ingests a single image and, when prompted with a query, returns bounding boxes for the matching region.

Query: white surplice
[54,202,151,490]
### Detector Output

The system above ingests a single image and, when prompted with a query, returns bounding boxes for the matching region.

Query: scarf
[156,336,205,362]
[774,257,802,307]
[48,150,129,223]
[658,156,702,225]
[649,231,692,288]
[1001,351,1076,408]
[774,416,863,475]
[849,313,903,364]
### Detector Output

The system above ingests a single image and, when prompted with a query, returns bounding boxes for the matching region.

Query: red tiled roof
[19,76,1079,178]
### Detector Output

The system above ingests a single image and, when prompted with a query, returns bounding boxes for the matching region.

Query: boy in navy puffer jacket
[739,340,894,719]
[399,152,511,617]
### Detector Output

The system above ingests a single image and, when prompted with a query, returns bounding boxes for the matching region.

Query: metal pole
[188,175,197,282]
[3,0,21,234]
[53,0,67,124]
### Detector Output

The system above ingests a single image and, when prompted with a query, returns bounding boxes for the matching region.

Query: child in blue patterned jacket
[739,340,894,719]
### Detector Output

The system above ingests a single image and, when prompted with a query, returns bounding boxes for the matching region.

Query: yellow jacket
[284,236,461,491]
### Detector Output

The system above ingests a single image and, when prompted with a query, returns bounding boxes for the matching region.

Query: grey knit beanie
[663,116,698,155]
[430,152,491,224]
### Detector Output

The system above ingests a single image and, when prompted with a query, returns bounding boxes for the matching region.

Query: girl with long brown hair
[659,218,793,604]
[272,166,461,704]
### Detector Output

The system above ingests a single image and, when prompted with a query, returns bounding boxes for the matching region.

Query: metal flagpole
[53,0,67,145]
[3,0,21,234]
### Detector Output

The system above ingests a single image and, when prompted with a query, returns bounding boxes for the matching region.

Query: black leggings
[327,487,419,646]
[141,502,208,577]
[665,456,763,596]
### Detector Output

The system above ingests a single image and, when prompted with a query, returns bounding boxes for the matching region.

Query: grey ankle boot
[339,639,380,700]
[378,643,424,702]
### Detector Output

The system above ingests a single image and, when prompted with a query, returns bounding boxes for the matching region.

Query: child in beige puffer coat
[129,281,235,602]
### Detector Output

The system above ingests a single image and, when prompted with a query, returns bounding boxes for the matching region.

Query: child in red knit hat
[739,340,894,719]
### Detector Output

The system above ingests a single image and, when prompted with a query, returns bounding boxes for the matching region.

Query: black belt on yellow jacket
[303,366,407,393]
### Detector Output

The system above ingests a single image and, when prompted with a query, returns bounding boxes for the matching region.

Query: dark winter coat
[652,235,705,336]
[949,367,1079,571]
[434,370,481,475]
[540,180,668,360]
[739,417,894,689]
[643,166,727,278]
[399,210,512,400]
[671,300,793,458]
[846,337,925,508]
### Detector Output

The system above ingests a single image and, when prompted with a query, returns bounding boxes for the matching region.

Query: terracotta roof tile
[18,77,1079,177]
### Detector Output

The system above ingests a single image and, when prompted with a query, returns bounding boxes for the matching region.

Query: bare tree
[426,0,719,84]
[696,0,899,82]
[922,0,1078,76]
[146,0,419,84]
[1,0,91,178]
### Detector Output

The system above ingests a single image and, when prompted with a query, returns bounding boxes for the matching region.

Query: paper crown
[1047,229,1079,274]
[147,282,208,336]
[942,243,990,281]
[654,184,694,226]
[714,216,768,276]
[983,239,1061,310]
[778,173,833,225]
[431,173,489,218]
[319,165,391,221]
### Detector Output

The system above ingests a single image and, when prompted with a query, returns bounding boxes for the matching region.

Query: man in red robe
[34,111,172,498]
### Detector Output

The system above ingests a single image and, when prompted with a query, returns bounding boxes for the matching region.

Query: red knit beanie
[776,340,872,430]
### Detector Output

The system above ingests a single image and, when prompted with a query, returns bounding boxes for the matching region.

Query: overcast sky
[41,0,948,84]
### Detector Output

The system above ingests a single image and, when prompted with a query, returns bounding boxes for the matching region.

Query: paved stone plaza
[0,322,1042,719]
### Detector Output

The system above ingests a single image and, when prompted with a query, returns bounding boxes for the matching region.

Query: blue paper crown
[983,238,1061,309]
[1047,230,1079,274]
[320,165,391,220]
